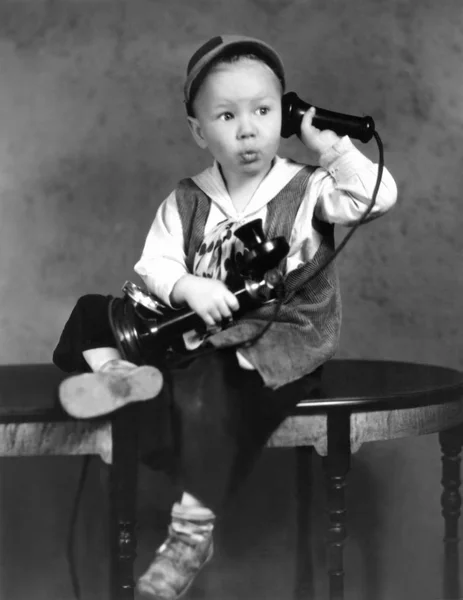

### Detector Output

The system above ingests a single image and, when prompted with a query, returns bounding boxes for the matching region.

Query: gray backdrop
[0,1,462,599]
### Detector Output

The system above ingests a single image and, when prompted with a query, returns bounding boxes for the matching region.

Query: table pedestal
[324,410,351,600]
[282,397,463,600]
[440,424,463,600]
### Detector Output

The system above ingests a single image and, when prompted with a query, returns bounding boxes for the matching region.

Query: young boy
[54,35,397,599]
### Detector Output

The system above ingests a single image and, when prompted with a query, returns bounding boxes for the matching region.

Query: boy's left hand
[300,107,341,156]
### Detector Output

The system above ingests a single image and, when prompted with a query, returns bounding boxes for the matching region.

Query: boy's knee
[75,293,110,308]
[74,293,113,319]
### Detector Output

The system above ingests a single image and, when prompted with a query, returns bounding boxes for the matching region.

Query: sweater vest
[175,166,341,389]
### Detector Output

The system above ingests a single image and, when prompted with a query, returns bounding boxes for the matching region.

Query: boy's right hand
[170,274,240,328]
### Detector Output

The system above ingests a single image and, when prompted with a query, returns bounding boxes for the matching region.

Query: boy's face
[188,58,282,184]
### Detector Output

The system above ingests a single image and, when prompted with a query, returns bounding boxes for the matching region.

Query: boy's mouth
[239,150,259,164]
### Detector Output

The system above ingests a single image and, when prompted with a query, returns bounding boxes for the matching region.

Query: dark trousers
[53,294,322,513]
[53,294,118,374]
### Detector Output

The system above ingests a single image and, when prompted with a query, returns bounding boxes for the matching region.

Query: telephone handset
[281,91,375,143]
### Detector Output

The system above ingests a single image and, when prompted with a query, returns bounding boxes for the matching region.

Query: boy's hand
[170,275,240,328]
[300,107,341,156]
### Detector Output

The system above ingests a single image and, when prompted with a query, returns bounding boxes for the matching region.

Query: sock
[180,491,206,508]
[171,502,215,543]
[82,347,122,372]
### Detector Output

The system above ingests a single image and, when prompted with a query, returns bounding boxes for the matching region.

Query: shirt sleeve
[313,136,398,225]
[133,190,188,306]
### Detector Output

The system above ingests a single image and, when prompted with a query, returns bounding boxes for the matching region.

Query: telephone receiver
[281,91,375,143]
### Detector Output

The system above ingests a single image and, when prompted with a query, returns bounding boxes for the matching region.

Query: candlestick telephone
[108,218,290,366]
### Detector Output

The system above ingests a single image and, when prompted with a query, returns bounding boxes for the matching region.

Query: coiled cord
[238,130,384,349]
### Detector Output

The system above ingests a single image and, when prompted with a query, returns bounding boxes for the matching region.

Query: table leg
[439,425,463,600]
[323,410,351,600]
[294,446,315,600]
[110,405,139,600]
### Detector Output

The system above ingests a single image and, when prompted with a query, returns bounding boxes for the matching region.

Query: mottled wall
[1,0,462,367]
[1,1,462,599]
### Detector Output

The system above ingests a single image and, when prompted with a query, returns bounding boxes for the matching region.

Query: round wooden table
[1,360,463,600]
[267,359,463,600]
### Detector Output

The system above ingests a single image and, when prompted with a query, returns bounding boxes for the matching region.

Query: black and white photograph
[0,1,462,599]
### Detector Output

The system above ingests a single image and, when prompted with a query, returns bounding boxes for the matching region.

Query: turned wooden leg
[439,425,463,600]
[110,405,140,600]
[294,446,315,600]
[322,409,351,600]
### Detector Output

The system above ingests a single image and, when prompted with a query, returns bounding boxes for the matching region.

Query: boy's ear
[187,116,208,149]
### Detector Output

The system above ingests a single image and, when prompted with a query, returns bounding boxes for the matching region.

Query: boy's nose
[237,117,257,139]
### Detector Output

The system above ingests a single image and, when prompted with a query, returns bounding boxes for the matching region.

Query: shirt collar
[191,156,306,219]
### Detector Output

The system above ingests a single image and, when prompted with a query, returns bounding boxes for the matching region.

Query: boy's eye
[257,106,270,115]
[219,112,234,121]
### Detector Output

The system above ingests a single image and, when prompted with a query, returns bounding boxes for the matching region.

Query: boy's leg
[137,347,322,600]
[168,347,322,513]
[53,294,163,418]
[53,294,118,373]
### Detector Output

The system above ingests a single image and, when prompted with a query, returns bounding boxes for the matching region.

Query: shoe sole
[59,366,163,419]
[136,543,214,600]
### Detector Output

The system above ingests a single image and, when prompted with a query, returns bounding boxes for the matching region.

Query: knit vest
[175,166,341,389]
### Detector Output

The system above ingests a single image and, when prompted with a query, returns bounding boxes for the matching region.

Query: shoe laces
[157,526,201,558]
